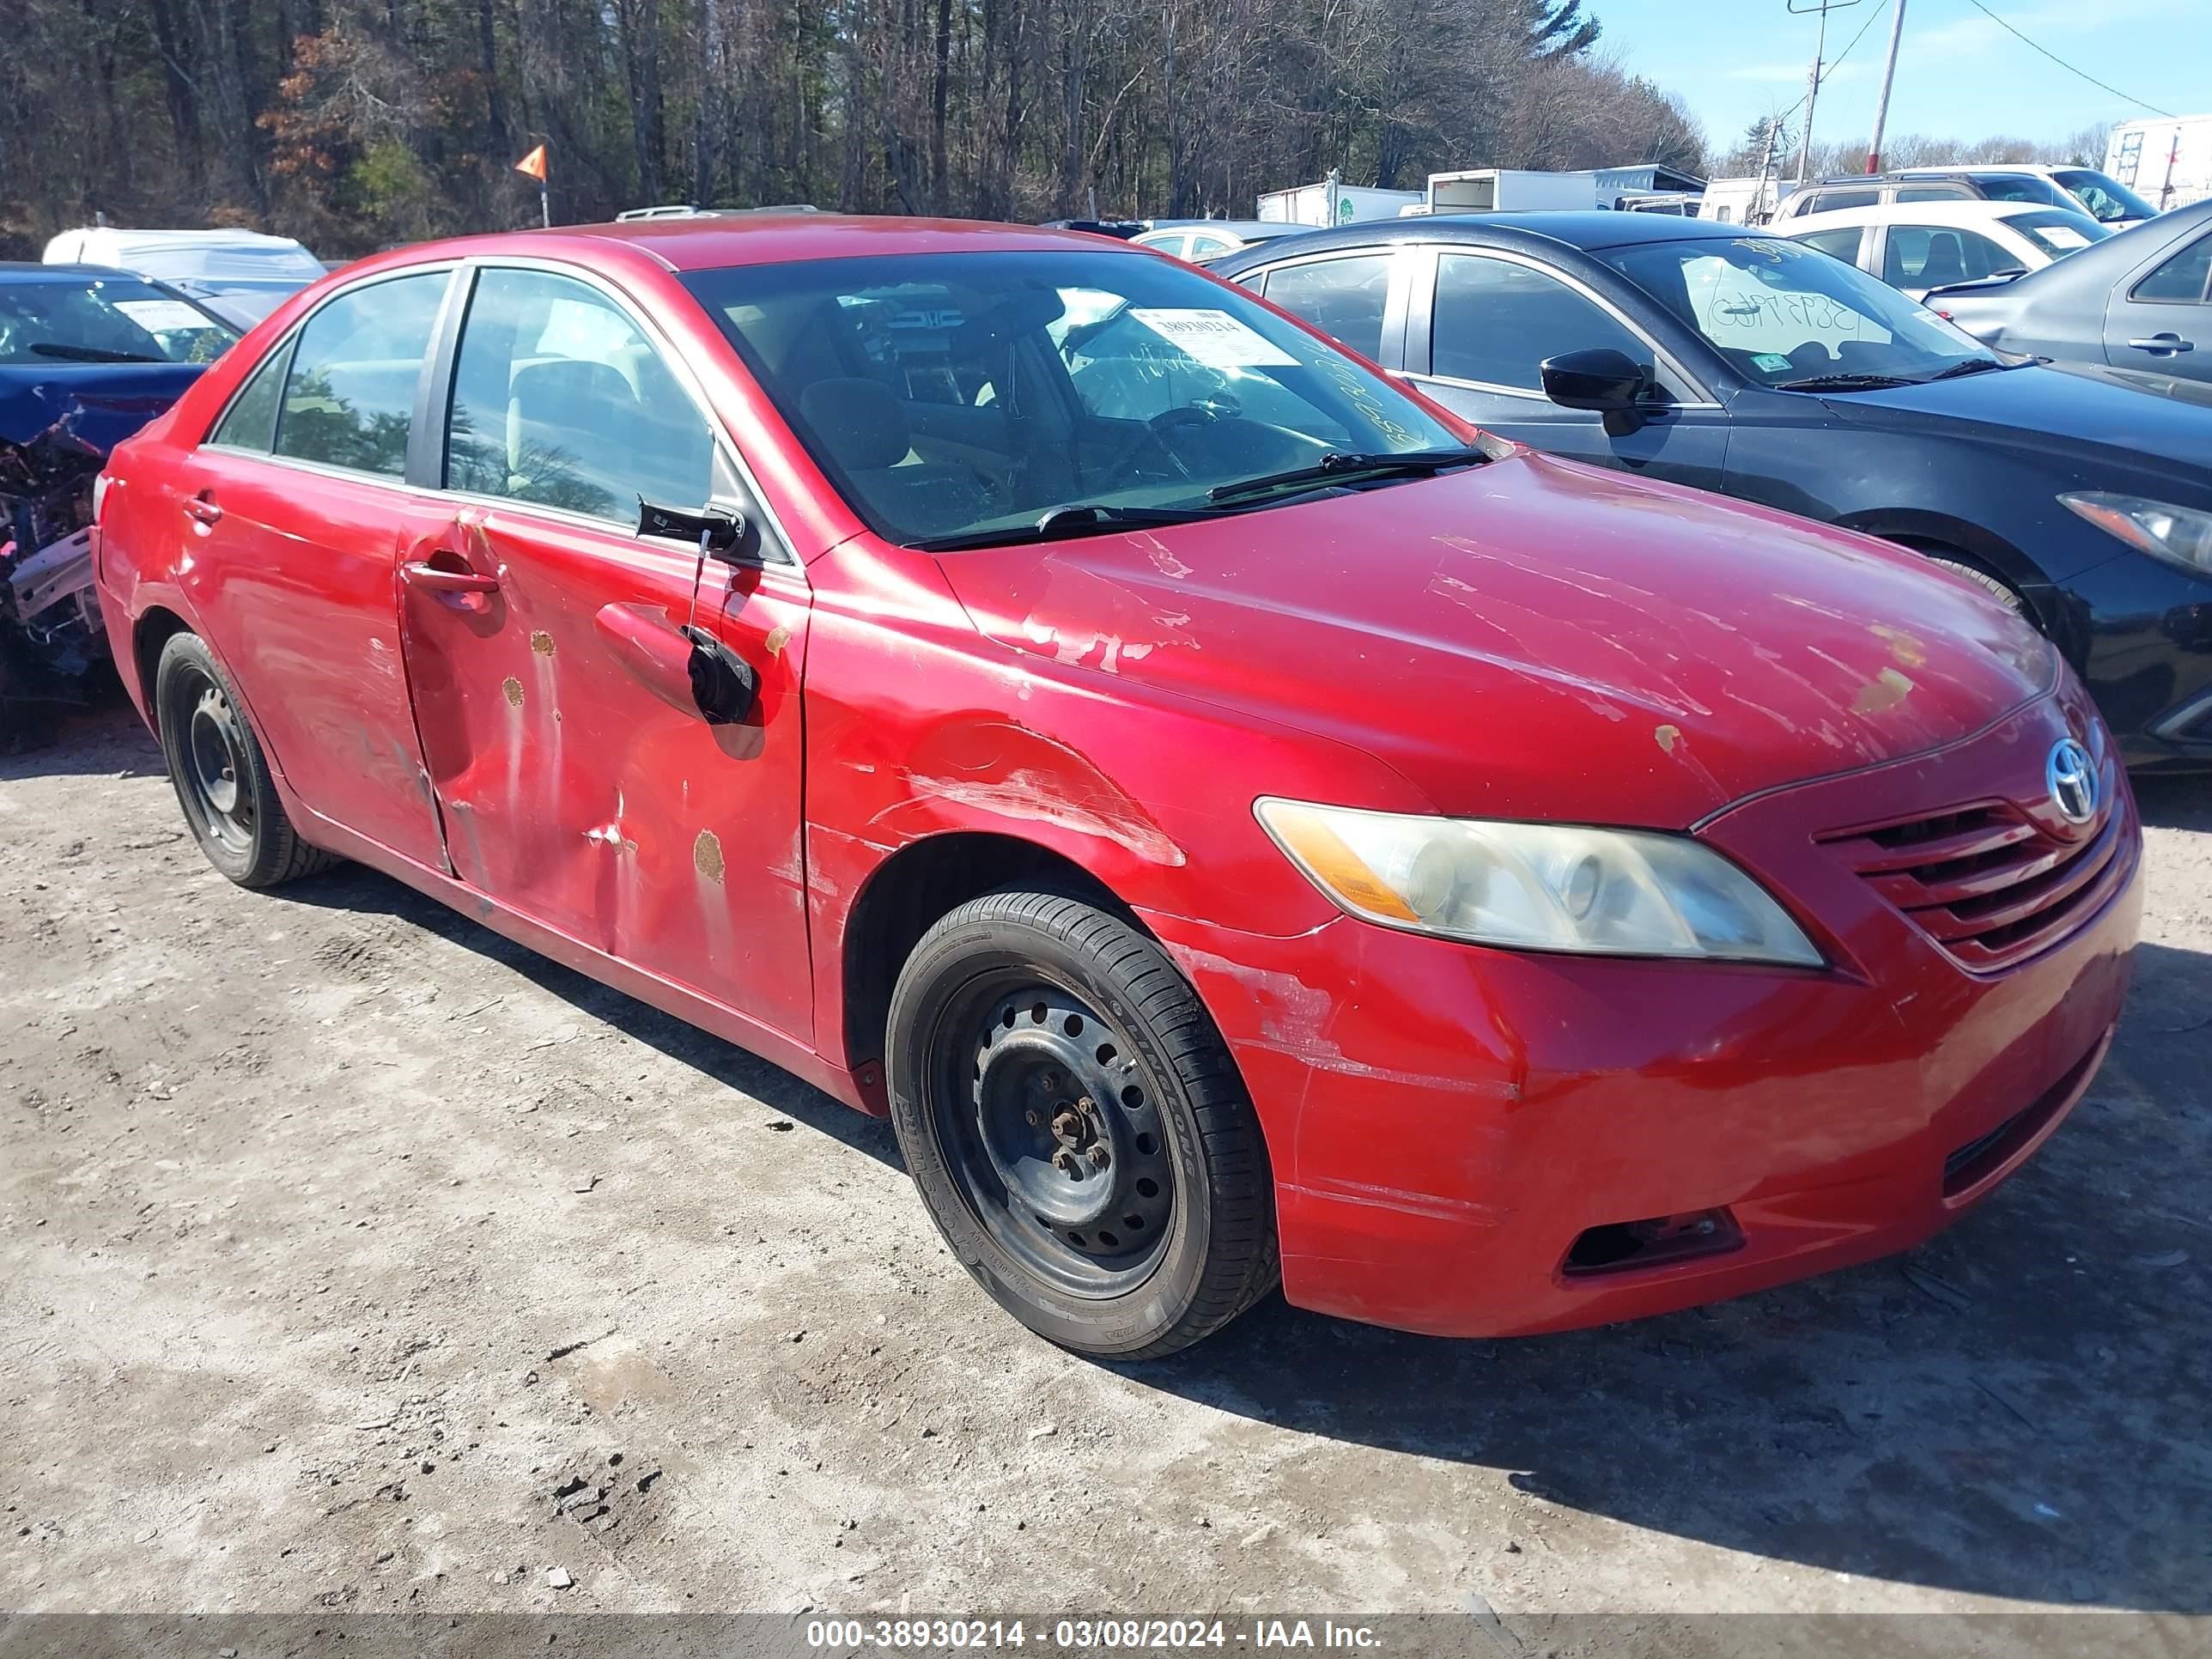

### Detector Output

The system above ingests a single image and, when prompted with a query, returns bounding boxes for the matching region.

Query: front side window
[1429,254,1648,392]
[1261,255,1394,360]
[272,272,448,477]
[445,268,715,522]
[684,249,1458,547]
[1810,188,1878,213]
[1881,227,2022,288]
[1966,173,2068,207]
[2136,235,2212,304]
[1602,235,1990,388]
[1896,185,1972,203]
[0,275,234,365]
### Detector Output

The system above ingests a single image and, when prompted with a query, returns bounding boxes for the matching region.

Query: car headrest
[799,376,908,471]
[1919,234,1967,286]
[509,357,639,418]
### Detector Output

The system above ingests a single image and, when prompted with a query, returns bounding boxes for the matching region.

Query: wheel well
[841,833,1127,1073]
[132,606,194,732]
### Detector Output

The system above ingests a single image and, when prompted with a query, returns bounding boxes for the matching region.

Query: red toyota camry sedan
[91,216,2141,1358]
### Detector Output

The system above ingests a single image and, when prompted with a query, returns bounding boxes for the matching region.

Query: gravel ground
[2,698,2209,1626]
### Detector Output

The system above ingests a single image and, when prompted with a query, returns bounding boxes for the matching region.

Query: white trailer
[2106,116,2212,212]
[1419,169,1598,215]
[1255,178,1423,228]
[1695,176,1794,228]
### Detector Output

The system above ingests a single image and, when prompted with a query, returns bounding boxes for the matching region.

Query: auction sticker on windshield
[1128,308,1299,369]
[113,300,214,332]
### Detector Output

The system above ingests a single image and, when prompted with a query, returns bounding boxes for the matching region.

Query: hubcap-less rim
[178,675,254,857]
[932,977,1176,1297]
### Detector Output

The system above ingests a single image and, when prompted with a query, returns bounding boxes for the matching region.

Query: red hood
[933,451,2057,828]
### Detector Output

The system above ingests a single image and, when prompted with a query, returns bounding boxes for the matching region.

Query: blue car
[0,263,234,745]
[1213,214,2212,770]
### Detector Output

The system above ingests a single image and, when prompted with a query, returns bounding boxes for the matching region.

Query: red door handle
[403,560,501,594]
[185,494,222,526]
[594,602,706,720]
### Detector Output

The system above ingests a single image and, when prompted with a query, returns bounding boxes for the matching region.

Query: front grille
[1821,794,2132,973]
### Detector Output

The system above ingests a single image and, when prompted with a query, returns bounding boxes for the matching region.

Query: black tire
[886,889,1278,1359]
[154,631,337,888]
[1921,553,2027,617]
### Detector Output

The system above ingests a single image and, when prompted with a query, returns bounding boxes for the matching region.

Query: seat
[799,376,913,470]
[798,375,994,536]
[1918,234,1968,288]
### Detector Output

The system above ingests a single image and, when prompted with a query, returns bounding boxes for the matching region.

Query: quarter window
[2135,235,2212,303]
[271,272,448,477]
[1261,256,1393,360]
[445,268,716,522]
[1430,253,1647,394]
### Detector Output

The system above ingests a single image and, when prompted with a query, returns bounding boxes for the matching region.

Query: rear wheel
[155,632,336,888]
[886,890,1278,1359]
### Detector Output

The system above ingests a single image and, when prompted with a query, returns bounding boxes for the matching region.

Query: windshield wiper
[1205,445,1488,504]
[30,343,165,363]
[1772,373,1917,392]
[906,502,1232,552]
[1924,356,2010,381]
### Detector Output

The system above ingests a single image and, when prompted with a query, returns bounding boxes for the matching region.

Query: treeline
[0,0,1706,258]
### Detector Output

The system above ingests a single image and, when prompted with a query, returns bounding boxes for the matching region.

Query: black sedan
[1932,196,2212,386]
[1211,213,2212,769]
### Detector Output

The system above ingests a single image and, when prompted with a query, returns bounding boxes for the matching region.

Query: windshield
[2052,168,2158,224]
[2005,209,2112,258]
[177,278,309,326]
[1599,235,1991,389]
[0,275,234,365]
[683,250,1460,545]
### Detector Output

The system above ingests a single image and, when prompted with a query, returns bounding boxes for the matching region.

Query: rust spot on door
[763,624,792,658]
[531,630,556,657]
[693,829,725,884]
[502,676,525,708]
[1654,723,1680,754]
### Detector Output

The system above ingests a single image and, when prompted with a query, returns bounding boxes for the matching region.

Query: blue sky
[1593,0,2208,153]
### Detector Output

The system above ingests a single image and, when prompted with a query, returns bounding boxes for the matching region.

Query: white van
[42,228,325,330]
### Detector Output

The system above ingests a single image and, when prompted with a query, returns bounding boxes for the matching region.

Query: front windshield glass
[0,276,235,365]
[684,250,1459,545]
[1598,235,1990,389]
[2052,168,2157,224]
[2007,209,2112,258]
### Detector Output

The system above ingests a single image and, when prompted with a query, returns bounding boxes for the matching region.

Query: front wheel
[885,890,1278,1359]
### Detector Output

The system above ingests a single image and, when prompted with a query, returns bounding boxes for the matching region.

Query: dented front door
[398,501,816,1044]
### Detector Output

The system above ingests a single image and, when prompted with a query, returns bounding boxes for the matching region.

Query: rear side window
[1429,254,1645,392]
[1795,227,1865,262]
[2135,235,2212,303]
[444,267,715,521]
[1261,255,1393,360]
[1809,188,1878,213]
[1896,185,1971,203]
[1881,227,2019,287]
[272,273,448,477]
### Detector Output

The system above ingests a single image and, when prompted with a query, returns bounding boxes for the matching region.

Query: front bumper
[1146,688,2142,1339]
[2059,550,2212,769]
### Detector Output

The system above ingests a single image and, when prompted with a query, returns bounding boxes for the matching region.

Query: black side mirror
[638,500,752,561]
[1540,349,1659,436]
[681,626,757,726]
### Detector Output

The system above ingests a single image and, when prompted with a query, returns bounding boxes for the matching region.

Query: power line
[1767,0,1894,135]
[1958,0,2174,118]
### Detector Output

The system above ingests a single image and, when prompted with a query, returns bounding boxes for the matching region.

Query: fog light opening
[1563,1208,1742,1277]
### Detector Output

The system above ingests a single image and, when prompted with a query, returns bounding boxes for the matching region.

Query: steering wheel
[1100,406,1217,488]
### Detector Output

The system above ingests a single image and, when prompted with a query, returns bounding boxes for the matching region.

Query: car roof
[1212,211,1740,267]
[331,214,1139,277]
[1784,200,2069,229]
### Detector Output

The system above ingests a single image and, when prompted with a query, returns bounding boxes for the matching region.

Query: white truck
[2106,115,2212,212]
[1255,177,1424,228]
[1416,169,1599,215]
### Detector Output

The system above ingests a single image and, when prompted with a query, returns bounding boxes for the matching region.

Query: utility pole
[1865,0,1908,173]
[1789,0,1864,183]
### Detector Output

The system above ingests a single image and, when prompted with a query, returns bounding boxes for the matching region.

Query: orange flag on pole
[513,143,548,181]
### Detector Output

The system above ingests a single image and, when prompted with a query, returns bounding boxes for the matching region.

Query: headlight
[1255,799,1823,967]
[2059,491,2212,576]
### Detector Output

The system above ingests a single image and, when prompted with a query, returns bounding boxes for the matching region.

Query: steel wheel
[934,976,1178,1297]
[179,673,256,859]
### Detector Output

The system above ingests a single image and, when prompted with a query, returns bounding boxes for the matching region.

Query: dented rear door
[396,262,816,1044]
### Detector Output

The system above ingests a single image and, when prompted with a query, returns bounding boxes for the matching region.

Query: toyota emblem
[2045,738,2099,826]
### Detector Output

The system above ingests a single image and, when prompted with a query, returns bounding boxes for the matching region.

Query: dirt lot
[3,698,2210,1629]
